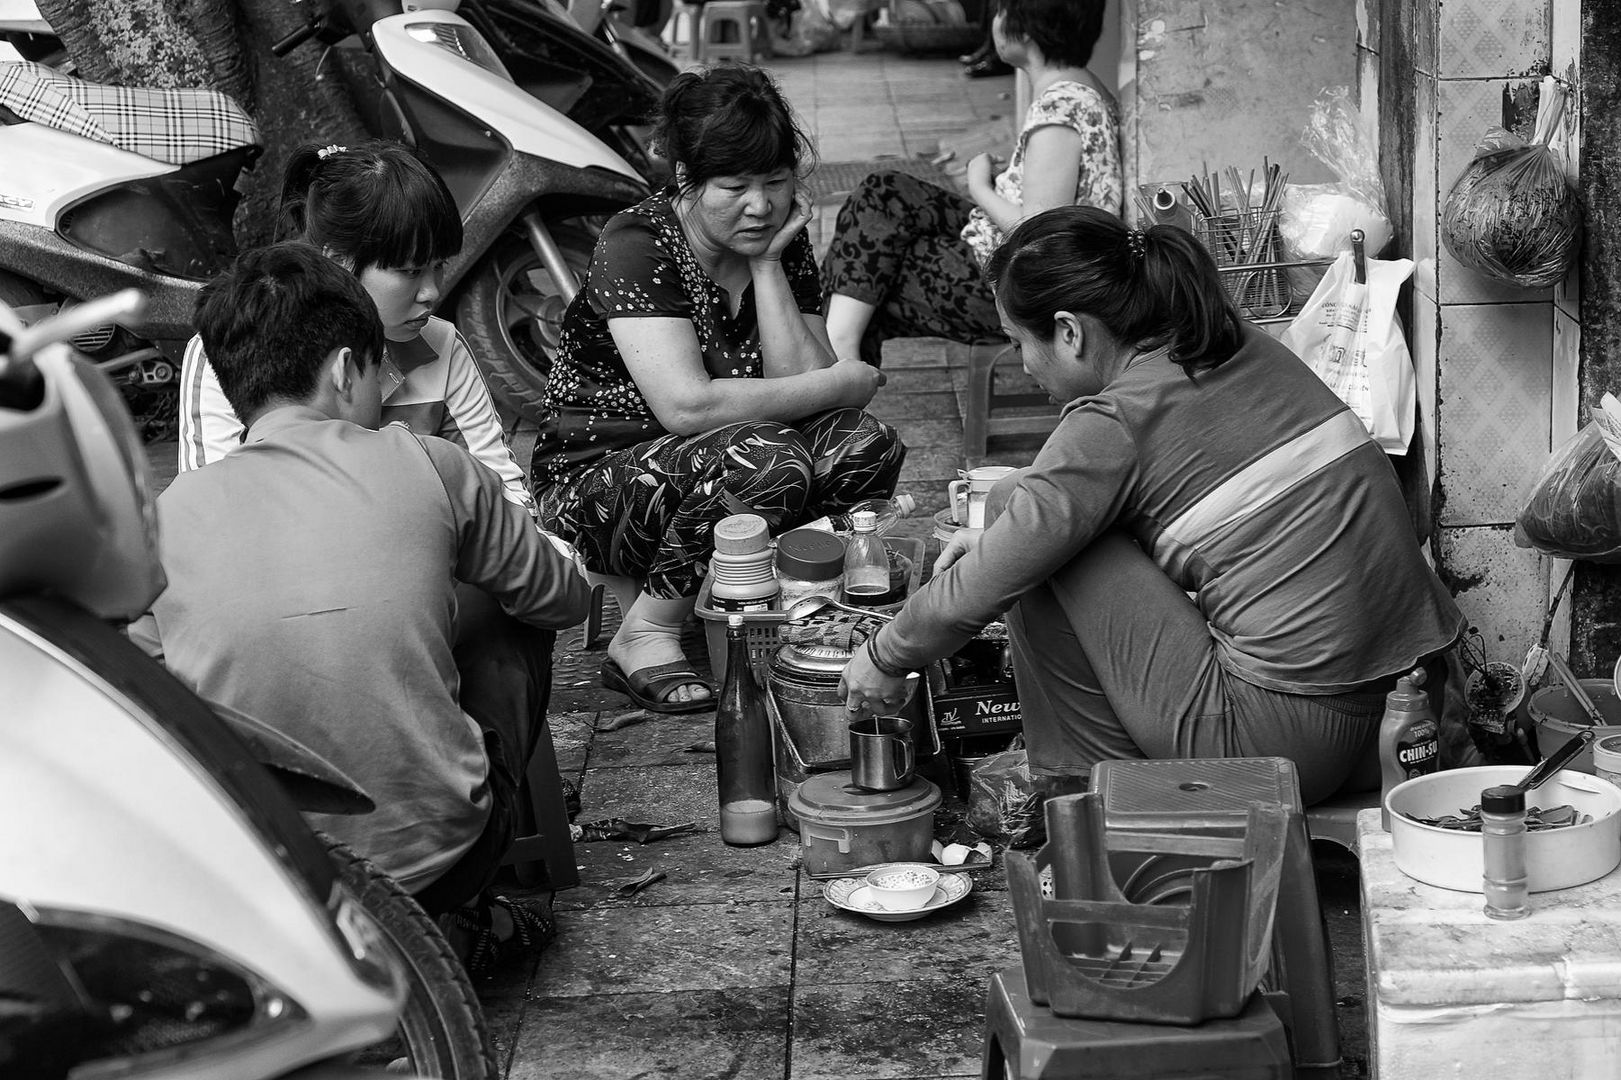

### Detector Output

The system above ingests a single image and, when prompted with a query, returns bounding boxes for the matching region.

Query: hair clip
[316,144,347,160]
[1125,228,1147,262]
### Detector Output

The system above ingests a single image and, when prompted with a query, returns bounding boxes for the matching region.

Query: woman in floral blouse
[822,0,1123,366]
[532,64,905,713]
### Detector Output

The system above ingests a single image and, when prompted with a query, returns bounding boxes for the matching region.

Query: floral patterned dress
[959,80,1123,265]
[821,79,1122,366]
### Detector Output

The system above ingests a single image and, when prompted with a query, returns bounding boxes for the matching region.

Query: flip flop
[600,657,716,715]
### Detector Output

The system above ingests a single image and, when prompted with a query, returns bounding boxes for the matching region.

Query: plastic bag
[1279,87,1393,293]
[1514,394,1621,561]
[1278,249,1416,454]
[774,0,842,55]
[965,748,1045,848]
[1442,76,1580,289]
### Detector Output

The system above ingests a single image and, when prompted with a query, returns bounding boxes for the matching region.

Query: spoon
[1509,727,1595,793]
[782,594,896,623]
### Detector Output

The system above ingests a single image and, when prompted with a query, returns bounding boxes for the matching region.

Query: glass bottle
[803,494,917,537]
[716,614,778,846]
[1480,784,1530,920]
[841,510,895,607]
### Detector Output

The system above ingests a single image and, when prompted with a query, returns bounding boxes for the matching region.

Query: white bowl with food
[864,863,941,911]
[1386,765,1621,893]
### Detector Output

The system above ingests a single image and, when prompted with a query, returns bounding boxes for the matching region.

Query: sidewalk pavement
[140,43,1369,1080]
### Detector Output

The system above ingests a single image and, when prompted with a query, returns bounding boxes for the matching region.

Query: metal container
[1386,765,1621,893]
[767,641,859,769]
[788,771,941,878]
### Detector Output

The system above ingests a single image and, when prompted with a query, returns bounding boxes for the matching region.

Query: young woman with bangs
[177,139,534,516]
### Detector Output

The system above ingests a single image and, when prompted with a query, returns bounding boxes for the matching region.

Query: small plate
[822,872,973,922]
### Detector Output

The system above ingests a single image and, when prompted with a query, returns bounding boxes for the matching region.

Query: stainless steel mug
[849,716,915,792]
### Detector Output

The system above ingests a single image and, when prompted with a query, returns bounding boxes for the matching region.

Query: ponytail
[986,206,1244,373]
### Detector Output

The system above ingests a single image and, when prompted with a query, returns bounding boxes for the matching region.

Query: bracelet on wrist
[865,637,910,679]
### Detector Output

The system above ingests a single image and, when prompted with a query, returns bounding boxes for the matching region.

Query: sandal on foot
[441,892,558,975]
[601,657,715,715]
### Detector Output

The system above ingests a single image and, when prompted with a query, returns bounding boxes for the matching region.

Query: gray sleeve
[420,437,594,630]
[868,406,1138,671]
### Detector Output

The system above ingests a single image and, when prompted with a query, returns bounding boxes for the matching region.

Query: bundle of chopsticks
[1177,159,1289,267]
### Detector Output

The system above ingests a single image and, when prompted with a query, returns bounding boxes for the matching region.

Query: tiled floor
[140,40,1369,1080]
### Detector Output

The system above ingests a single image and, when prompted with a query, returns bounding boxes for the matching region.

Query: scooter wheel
[458,227,596,424]
[320,836,499,1080]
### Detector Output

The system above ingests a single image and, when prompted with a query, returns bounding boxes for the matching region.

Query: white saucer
[823,872,972,922]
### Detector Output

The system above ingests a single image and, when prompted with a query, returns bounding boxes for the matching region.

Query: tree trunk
[35,0,370,246]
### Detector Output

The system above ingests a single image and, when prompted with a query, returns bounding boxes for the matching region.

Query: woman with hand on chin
[532,63,906,715]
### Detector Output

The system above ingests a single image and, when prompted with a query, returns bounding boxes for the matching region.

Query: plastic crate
[696,536,925,687]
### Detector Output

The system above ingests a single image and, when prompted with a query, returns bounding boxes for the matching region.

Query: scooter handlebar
[271,20,320,57]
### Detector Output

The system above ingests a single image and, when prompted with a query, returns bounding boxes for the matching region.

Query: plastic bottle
[716,614,779,846]
[841,510,895,607]
[1378,668,1440,831]
[1480,784,1530,920]
[802,494,917,537]
[709,513,778,612]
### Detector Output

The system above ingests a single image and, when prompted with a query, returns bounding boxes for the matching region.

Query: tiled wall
[1391,0,1580,665]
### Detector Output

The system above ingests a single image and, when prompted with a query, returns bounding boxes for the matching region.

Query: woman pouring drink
[840,207,1464,805]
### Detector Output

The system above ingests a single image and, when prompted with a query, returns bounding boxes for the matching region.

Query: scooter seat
[0,60,259,165]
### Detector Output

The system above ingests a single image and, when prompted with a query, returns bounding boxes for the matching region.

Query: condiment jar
[710,513,778,612]
[774,528,845,611]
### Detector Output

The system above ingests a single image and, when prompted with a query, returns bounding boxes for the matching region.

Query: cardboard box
[929,673,1023,739]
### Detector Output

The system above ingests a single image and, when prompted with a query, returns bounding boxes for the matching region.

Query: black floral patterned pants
[822,170,1004,366]
[536,409,905,599]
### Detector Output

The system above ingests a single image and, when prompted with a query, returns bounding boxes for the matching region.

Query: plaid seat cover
[0,61,258,166]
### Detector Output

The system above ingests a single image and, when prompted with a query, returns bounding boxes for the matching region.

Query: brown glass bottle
[716,614,779,846]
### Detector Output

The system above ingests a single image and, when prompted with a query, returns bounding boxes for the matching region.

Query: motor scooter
[0,0,648,434]
[0,294,497,1078]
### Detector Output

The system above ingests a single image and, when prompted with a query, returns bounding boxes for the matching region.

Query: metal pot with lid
[767,641,936,770]
[768,641,858,769]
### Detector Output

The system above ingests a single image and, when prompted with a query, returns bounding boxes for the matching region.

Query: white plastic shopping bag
[1279,250,1417,454]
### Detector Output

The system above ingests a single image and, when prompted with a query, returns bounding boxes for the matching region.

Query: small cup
[864,863,940,911]
[947,466,1018,528]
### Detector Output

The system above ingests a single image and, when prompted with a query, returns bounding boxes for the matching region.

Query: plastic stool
[501,716,580,890]
[696,0,772,62]
[954,342,1061,459]
[578,572,639,649]
[982,966,1292,1080]
[1305,787,1378,854]
[1090,757,1341,1076]
[665,1,703,59]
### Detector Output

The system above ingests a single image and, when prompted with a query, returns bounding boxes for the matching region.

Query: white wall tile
[1413,73,1438,300]
[1437,0,1550,79]
[1436,302,1553,526]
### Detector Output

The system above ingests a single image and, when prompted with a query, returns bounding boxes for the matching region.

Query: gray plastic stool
[982,966,1292,1080]
[1090,757,1341,1077]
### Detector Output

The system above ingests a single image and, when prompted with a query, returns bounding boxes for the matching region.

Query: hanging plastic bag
[1514,394,1621,562]
[1279,249,1416,454]
[965,748,1046,848]
[1441,76,1580,289]
[1279,87,1394,295]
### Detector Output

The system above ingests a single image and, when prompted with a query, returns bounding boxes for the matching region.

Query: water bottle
[841,510,895,607]
[1378,668,1439,831]
[802,494,917,537]
[1480,784,1530,920]
[716,614,779,846]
